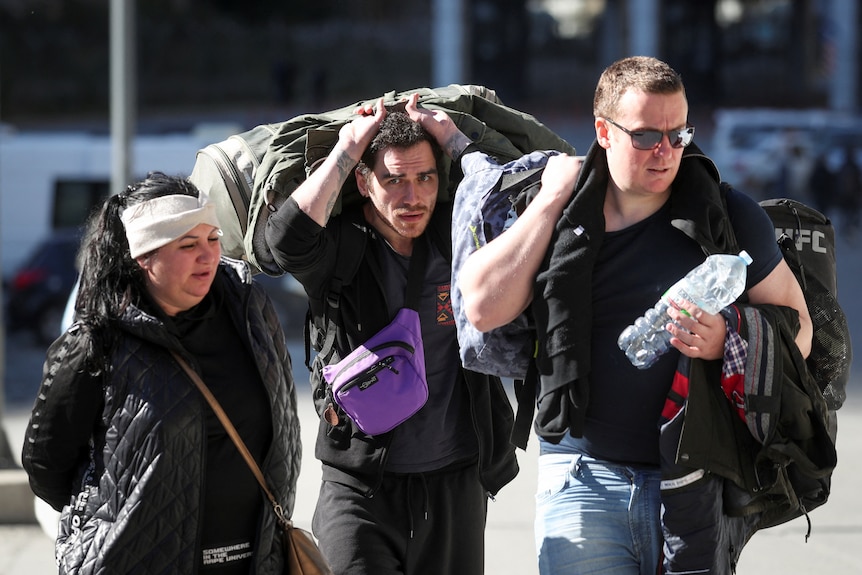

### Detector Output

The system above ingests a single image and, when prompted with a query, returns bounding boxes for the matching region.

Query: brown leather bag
[283,523,333,575]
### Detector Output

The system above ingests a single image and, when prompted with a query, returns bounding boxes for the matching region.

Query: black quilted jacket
[22,258,302,574]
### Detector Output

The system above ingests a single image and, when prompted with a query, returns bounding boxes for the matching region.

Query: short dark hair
[359,111,442,171]
[593,56,686,119]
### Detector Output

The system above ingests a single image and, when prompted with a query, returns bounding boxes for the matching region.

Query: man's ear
[355,165,370,197]
[596,118,611,149]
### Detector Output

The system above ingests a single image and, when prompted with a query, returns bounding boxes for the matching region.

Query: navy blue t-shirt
[540,188,782,465]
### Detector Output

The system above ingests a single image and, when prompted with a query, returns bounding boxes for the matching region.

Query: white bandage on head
[121,194,221,258]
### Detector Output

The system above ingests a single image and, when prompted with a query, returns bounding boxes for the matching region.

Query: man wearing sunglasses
[458,56,812,574]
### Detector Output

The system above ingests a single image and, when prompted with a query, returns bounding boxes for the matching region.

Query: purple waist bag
[323,307,427,436]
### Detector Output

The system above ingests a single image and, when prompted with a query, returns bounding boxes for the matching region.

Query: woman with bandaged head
[22,172,301,574]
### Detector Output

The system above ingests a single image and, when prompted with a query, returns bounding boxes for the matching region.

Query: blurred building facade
[1,0,861,466]
[0,0,859,130]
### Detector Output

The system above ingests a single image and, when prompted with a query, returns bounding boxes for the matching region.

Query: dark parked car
[4,229,308,346]
[5,230,82,345]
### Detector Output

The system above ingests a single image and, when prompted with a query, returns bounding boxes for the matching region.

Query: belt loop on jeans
[570,453,584,477]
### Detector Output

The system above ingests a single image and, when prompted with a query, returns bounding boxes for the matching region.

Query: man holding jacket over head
[265,93,518,575]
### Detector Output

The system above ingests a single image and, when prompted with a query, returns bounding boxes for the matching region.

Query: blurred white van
[0,129,231,275]
[710,108,862,201]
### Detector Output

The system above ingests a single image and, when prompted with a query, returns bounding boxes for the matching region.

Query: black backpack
[743,197,850,534]
[758,198,851,411]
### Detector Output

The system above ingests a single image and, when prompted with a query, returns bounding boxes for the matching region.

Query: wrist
[333,141,363,167]
[450,137,477,163]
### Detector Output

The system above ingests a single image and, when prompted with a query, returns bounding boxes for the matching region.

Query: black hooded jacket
[266,198,519,497]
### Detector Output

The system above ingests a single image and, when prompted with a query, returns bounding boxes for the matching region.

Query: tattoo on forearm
[444,134,468,159]
[324,194,338,219]
[325,149,358,218]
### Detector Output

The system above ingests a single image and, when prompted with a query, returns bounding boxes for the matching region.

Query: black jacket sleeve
[21,327,105,511]
[264,196,340,299]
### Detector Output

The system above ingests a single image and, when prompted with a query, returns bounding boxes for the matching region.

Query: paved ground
[2,205,862,574]
[2,380,861,575]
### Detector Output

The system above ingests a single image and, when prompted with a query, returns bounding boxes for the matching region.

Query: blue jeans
[534,453,662,575]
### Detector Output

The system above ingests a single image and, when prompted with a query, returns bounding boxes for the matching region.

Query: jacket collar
[572,140,736,254]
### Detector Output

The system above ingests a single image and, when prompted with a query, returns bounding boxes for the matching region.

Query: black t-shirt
[169,283,272,573]
[540,189,782,465]
[376,234,479,473]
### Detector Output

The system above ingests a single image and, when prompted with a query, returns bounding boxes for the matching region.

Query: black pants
[312,462,487,575]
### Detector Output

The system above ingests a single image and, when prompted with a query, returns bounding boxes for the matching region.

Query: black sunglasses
[605,118,695,150]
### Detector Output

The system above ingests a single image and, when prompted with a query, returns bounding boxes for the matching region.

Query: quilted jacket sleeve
[21,327,105,511]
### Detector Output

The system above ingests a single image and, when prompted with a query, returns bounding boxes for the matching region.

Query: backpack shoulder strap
[303,215,367,370]
[510,348,538,450]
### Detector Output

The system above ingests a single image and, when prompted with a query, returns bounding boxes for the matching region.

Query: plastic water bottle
[617,251,753,370]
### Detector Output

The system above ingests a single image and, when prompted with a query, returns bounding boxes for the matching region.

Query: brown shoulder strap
[170,350,291,529]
